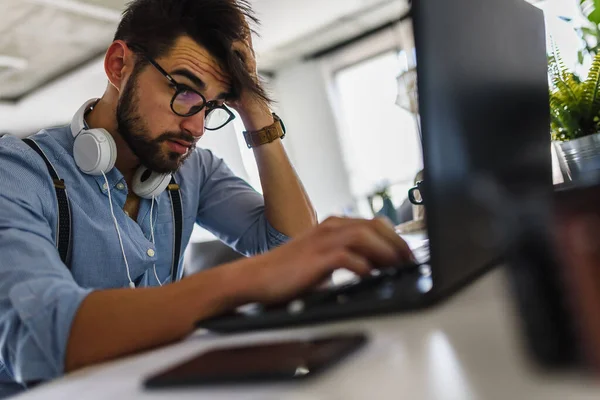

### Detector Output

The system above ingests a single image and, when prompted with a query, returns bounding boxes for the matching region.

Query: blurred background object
[554,184,600,375]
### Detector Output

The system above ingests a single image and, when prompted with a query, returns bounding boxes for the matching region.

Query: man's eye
[180,85,196,94]
[174,88,204,106]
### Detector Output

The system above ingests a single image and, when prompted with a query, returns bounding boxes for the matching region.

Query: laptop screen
[410,0,552,293]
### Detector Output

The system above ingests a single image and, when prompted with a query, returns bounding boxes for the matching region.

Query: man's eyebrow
[171,69,206,91]
[171,69,231,100]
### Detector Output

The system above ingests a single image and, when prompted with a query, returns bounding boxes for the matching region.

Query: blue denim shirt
[0,126,288,397]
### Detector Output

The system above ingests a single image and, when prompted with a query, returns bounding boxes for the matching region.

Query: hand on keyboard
[220,216,415,307]
[232,262,429,318]
[279,263,424,312]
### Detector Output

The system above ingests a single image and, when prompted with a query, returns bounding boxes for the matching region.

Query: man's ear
[104,40,136,93]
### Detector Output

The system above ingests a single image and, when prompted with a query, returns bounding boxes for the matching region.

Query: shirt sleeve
[0,139,92,384]
[193,148,290,256]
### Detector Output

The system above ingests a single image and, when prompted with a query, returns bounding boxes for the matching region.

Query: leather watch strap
[243,113,286,148]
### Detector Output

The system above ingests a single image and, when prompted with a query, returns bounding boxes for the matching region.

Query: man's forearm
[64,263,247,372]
[239,110,317,237]
[253,140,316,236]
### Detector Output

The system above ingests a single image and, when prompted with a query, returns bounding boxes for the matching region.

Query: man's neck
[85,96,140,186]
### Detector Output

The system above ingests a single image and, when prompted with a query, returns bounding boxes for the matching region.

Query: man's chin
[152,151,191,174]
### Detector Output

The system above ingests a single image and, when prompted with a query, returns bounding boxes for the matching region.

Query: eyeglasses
[128,45,236,131]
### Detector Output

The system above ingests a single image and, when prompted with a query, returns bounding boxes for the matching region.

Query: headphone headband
[71,98,100,138]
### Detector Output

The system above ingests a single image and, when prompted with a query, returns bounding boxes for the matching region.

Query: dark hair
[114,0,270,103]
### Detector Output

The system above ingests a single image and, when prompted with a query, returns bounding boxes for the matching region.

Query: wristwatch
[243,113,286,148]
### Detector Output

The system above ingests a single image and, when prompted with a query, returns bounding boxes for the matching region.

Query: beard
[116,67,197,174]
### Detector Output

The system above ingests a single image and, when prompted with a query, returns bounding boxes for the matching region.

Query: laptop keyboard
[198,261,433,333]
[240,241,432,316]
[195,238,433,333]
[273,263,432,315]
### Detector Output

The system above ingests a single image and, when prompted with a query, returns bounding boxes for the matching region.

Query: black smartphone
[144,333,367,389]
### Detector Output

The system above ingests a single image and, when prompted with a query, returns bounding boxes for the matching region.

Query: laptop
[196,0,552,333]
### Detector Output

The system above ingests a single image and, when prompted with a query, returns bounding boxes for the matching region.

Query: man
[0,0,412,396]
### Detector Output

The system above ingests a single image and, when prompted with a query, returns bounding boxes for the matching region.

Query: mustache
[155,132,197,146]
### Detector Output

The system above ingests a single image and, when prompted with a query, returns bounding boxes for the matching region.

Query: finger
[232,38,254,57]
[337,224,400,267]
[231,41,249,61]
[322,217,411,265]
[371,217,415,262]
[319,215,346,230]
[323,250,372,278]
[231,40,256,72]
[316,273,334,289]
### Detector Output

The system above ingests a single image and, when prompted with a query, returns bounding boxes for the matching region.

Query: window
[536,0,590,74]
[331,50,423,219]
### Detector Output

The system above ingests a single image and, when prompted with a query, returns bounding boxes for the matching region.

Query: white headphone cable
[102,172,135,289]
[149,196,164,286]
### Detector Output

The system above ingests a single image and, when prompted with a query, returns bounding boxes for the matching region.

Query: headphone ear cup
[132,167,171,199]
[73,128,117,175]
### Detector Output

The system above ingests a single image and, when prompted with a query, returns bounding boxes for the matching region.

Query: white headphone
[71,99,170,288]
[71,98,172,199]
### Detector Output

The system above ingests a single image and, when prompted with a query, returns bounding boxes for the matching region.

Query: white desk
[13,269,600,400]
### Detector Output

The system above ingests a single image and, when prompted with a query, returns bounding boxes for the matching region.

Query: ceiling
[0,0,410,103]
[0,0,578,103]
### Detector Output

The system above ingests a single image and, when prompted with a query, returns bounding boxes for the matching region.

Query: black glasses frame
[128,44,236,131]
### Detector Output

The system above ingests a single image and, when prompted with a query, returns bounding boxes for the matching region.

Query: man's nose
[180,110,206,139]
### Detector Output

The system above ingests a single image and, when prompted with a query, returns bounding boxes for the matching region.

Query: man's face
[116,36,232,173]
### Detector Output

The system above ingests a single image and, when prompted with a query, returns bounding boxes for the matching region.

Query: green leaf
[581,0,600,24]
[548,44,580,103]
[582,52,600,134]
[550,93,582,141]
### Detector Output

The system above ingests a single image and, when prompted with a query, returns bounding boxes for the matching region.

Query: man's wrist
[216,257,265,305]
[242,113,285,149]
[237,100,274,131]
[177,262,252,321]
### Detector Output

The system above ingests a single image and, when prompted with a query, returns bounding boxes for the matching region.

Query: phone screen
[144,333,367,388]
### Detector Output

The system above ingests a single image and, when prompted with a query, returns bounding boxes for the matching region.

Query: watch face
[276,115,286,135]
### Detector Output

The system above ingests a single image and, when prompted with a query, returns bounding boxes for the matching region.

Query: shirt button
[102,183,108,190]
[147,249,155,257]
[117,183,125,190]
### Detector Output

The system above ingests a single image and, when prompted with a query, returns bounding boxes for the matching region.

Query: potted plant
[549,45,600,180]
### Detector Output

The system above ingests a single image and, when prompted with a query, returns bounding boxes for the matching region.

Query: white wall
[268,22,414,220]
[271,60,354,220]
[0,57,108,136]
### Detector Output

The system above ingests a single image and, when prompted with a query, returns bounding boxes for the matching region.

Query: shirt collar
[93,170,127,196]
[93,170,166,205]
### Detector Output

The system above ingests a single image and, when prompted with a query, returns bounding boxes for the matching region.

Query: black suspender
[22,138,72,266]
[167,178,183,283]
[22,138,184,283]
